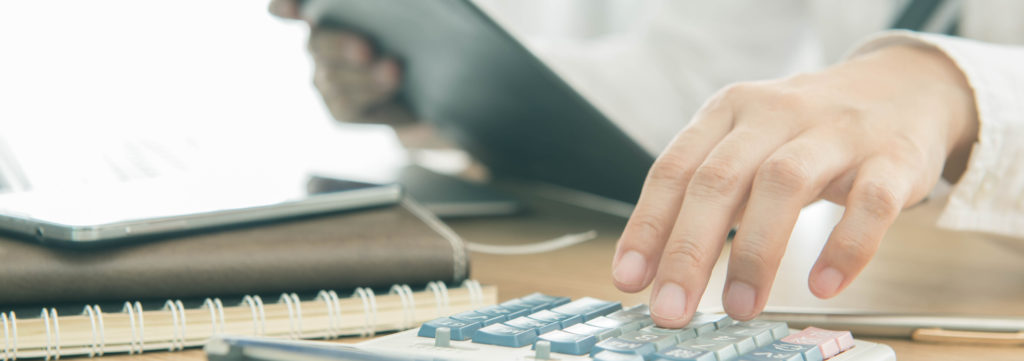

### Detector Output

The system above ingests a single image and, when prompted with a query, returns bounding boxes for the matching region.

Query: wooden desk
[87,185,1024,361]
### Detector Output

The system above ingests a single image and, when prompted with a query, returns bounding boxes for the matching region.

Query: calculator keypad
[418,294,856,360]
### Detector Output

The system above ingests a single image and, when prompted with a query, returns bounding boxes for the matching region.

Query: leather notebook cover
[0,199,469,305]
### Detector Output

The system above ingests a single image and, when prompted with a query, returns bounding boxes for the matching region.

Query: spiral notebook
[0,280,495,360]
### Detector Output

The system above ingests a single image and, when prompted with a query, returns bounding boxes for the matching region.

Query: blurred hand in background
[269,0,409,124]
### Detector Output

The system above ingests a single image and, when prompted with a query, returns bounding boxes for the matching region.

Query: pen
[758,307,1024,346]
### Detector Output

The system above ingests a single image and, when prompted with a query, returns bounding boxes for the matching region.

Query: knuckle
[890,134,929,167]
[731,246,775,272]
[756,155,811,195]
[855,181,901,220]
[689,161,742,199]
[830,235,878,263]
[719,82,757,101]
[627,215,668,243]
[769,89,811,111]
[647,155,695,185]
[664,240,707,269]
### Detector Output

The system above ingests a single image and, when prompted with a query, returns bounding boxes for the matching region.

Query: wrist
[850,45,979,182]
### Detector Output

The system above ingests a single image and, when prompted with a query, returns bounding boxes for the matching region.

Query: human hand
[612,44,978,327]
[268,0,405,123]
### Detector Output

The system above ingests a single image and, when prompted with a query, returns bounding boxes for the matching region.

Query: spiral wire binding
[50,309,60,361]
[353,288,378,338]
[426,281,450,317]
[173,301,185,351]
[92,306,105,357]
[214,299,226,335]
[241,295,265,337]
[316,291,338,339]
[202,299,216,338]
[40,310,50,361]
[162,301,181,352]
[289,293,303,339]
[121,303,137,355]
[2,312,14,361]
[81,307,97,357]
[7,310,16,359]
[388,284,415,330]
[0,279,484,359]
[327,291,342,338]
[133,302,145,355]
[278,294,298,339]
[463,280,484,308]
[1,313,9,361]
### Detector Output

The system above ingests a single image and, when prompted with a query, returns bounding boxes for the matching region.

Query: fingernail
[724,281,756,318]
[813,267,844,296]
[651,282,686,320]
[612,251,646,286]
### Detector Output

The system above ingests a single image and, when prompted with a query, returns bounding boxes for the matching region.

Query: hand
[612,45,978,327]
[268,0,406,124]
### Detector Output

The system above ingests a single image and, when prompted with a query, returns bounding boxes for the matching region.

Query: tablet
[301,0,655,204]
[0,174,401,246]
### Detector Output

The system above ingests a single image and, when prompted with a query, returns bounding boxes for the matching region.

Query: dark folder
[0,199,469,305]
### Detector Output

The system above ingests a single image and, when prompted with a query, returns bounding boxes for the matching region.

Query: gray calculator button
[591,337,657,357]
[656,345,718,361]
[719,325,774,347]
[679,337,740,361]
[505,316,560,335]
[618,330,677,351]
[642,325,699,343]
[550,297,622,321]
[417,317,481,340]
[738,321,790,340]
[527,309,583,328]
[564,322,619,340]
[593,350,646,361]
[472,323,538,347]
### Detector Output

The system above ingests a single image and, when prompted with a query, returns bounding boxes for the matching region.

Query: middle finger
[649,121,799,327]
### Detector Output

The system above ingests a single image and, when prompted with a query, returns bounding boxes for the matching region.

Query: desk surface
[85,185,1024,361]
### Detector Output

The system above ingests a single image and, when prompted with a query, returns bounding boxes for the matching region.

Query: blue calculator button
[519,293,571,308]
[472,305,515,321]
[450,310,504,326]
[593,350,646,361]
[536,330,598,355]
[504,316,560,335]
[655,345,717,361]
[495,300,534,318]
[417,317,481,340]
[527,309,583,329]
[472,323,539,347]
[591,337,657,357]
[551,297,622,321]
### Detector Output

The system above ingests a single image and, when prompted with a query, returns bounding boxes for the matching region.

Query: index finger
[612,105,733,293]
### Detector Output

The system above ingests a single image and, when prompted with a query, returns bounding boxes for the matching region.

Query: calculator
[206,293,896,361]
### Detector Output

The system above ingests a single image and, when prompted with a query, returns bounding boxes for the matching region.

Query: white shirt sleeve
[849,30,1024,238]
